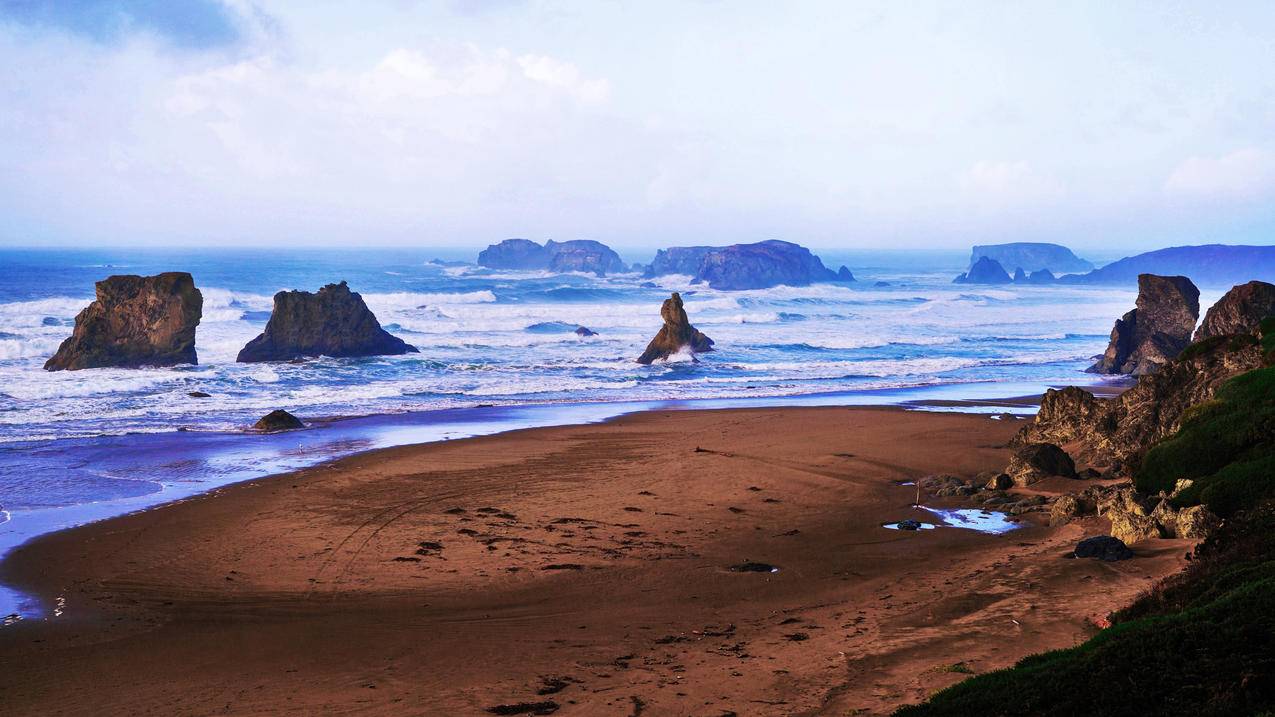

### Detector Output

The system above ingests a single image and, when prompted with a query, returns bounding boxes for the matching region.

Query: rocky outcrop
[1005,443,1077,486]
[254,409,304,432]
[237,282,417,363]
[477,238,626,276]
[1073,536,1134,561]
[1016,338,1264,468]
[1023,269,1056,285]
[1194,280,1275,341]
[1050,494,1082,526]
[953,256,1012,284]
[637,293,714,364]
[44,272,202,371]
[1088,274,1200,375]
[969,243,1094,276]
[642,241,848,289]
[1060,244,1275,286]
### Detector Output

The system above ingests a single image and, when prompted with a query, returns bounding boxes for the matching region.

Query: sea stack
[237,282,417,362]
[44,272,202,371]
[637,292,714,364]
[1193,280,1275,341]
[1088,274,1200,376]
[953,256,1013,284]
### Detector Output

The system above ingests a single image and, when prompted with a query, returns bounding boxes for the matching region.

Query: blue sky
[1,1,1273,251]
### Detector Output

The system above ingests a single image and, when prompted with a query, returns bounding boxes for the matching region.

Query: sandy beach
[0,406,1189,716]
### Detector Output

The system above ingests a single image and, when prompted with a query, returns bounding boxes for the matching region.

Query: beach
[0,405,1189,716]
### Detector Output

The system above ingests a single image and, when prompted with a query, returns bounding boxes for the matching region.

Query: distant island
[477,238,627,276]
[956,243,1275,287]
[968,242,1094,275]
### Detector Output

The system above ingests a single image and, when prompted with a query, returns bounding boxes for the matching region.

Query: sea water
[0,246,1175,618]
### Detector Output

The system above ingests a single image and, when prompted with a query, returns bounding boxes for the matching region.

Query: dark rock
[874,281,891,287]
[968,243,1094,276]
[729,561,779,572]
[1059,244,1275,286]
[485,701,560,715]
[1025,269,1057,284]
[646,240,846,290]
[187,391,211,398]
[574,326,597,337]
[1088,274,1200,375]
[836,265,855,281]
[953,256,1012,284]
[985,473,1013,491]
[896,519,923,531]
[237,282,417,363]
[254,409,304,432]
[44,272,202,371]
[1016,338,1264,467]
[637,292,714,364]
[1012,267,1027,282]
[41,316,65,326]
[1193,280,1275,341]
[1073,536,1134,561]
[1006,443,1077,486]
[477,238,625,276]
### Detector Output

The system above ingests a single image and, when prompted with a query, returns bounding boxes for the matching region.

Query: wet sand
[0,406,1188,716]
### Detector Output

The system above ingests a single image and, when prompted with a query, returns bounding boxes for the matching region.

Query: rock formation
[237,282,417,363]
[44,272,203,371]
[1005,443,1077,486]
[1194,280,1275,341]
[1088,274,1200,375]
[1059,244,1275,286]
[968,242,1094,276]
[477,238,626,276]
[641,240,848,290]
[1023,269,1056,285]
[254,409,304,432]
[637,292,714,364]
[1016,336,1263,468]
[1072,535,1134,561]
[953,256,1012,284]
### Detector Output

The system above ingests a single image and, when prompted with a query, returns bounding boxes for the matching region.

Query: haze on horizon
[1,1,1273,253]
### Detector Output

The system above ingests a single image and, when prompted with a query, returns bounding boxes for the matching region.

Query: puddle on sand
[922,506,1021,535]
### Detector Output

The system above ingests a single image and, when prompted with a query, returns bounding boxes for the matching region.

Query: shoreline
[0,377,1123,619]
[0,403,1185,715]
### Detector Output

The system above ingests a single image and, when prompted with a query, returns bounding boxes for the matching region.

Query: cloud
[1164,148,1275,202]
[0,0,246,49]
[957,161,1065,208]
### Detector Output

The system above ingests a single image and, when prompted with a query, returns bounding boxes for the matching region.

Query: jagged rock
[1013,267,1027,282]
[477,238,626,276]
[985,473,1013,491]
[1089,274,1200,375]
[644,246,715,278]
[1193,280,1275,341]
[1176,505,1220,540]
[968,243,1094,276]
[1073,536,1134,561]
[636,293,714,364]
[44,272,203,371]
[254,409,304,432]
[919,474,978,497]
[237,282,417,362]
[1050,495,1082,526]
[1151,499,1179,536]
[836,266,855,281]
[1109,511,1161,544]
[953,256,1013,284]
[1015,338,1264,467]
[1096,487,1149,518]
[1025,269,1057,285]
[1005,443,1077,486]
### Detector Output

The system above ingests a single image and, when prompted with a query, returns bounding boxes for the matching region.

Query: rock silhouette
[44,272,202,371]
[1193,280,1275,341]
[1088,274,1200,375]
[254,409,304,432]
[237,282,417,362]
[953,256,1012,284]
[637,293,714,364]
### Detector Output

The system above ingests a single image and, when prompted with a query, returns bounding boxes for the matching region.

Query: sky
[1,1,1274,252]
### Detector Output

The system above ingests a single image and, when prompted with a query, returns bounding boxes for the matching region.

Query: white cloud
[1164,148,1275,201]
[957,160,1065,208]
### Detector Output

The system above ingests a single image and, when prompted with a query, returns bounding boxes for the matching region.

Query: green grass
[1136,367,1275,516]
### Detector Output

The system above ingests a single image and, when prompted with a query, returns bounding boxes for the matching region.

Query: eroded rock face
[1005,443,1077,486]
[1088,274,1200,375]
[1015,338,1263,468]
[636,292,714,364]
[953,256,1012,285]
[237,282,417,362]
[1050,494,1081,526]
[44,272,202,371]
[1194,280,1275,341]
[477,238,625,276]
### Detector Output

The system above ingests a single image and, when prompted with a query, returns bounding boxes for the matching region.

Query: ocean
[0,246,1198,618]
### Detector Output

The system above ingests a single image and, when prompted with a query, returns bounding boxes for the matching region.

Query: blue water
[0,246,1173,620]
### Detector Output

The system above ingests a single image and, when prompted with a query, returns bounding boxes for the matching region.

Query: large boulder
[1005,443,1077,486]
[477,238,625,276]
[1088,274,1200,375]
[1073,535,1134,561]
[953,256,1013,284]
[1050,494,1082,526]
[44,272,202,371]
[968,243,1094,276]
[1193,280,1275,341]
[237,282,417,363]
[254,409,304,432]
[637,292,714,364]
[1016,335,1263,467]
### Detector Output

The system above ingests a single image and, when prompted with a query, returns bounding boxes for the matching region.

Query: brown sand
[0,407,1188,716]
